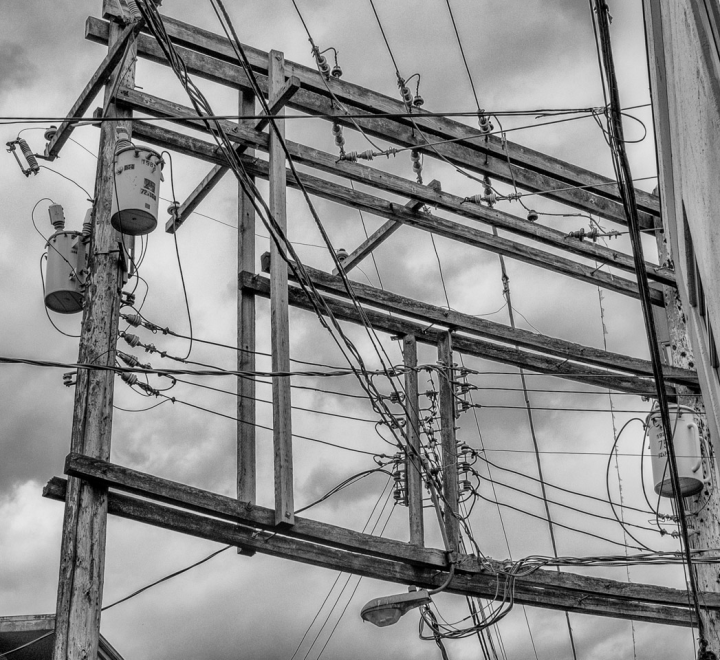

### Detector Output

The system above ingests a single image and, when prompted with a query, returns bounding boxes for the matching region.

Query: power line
[163,394,386,457]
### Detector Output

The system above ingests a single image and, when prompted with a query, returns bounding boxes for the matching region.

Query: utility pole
[268,50,294,527]
[656,225,720,655]
[237,88,256,506]
[52,9,135,660]
[438,332,459,551]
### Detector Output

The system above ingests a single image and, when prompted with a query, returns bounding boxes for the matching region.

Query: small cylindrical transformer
[110,133,164,236]
[647,404,704,497]
[45,231,87,313]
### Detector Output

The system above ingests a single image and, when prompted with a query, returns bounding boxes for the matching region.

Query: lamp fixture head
[360,589,432,627]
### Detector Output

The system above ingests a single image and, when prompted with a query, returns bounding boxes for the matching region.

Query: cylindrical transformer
[110,142,164,236]
[45,231,88,314]
[647,404,704,497]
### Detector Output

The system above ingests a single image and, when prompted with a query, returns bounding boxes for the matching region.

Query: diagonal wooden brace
[46,20,142,160]
[165,76,301,233]
[333,180,441,275]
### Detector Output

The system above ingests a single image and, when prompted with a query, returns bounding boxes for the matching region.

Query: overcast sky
[0,2,700,660]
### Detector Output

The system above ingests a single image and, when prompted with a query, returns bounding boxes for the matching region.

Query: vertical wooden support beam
[52,16,134,660]
[437,332,459,551]
[237,90,256,506]
[403,335,424,546]
[269,50,294,526]
[655,225,720,652]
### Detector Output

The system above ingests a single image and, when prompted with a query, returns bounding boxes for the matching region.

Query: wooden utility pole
[656,225,720,654]
[237,88,257,506]
[52,11,135,660]
[403,334,424,546]
[268,50,294,526]
[438,332,459,551]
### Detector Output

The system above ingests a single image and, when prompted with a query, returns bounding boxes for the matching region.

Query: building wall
[644,0,720,456]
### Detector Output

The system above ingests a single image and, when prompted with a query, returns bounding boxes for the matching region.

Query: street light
[360,588,432,627]
[360,465,457,628]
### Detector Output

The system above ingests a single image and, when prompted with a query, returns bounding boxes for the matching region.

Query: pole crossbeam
[86,14,660,229]
[116,86,672,289]
[241,270,678,396]
[126,119,667,307]
[43,458,720,627]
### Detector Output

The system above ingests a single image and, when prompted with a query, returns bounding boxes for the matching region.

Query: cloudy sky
[0,1,701,659]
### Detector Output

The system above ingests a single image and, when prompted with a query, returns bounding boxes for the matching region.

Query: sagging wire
[590,0,707,647]
[290,479,395,660]
[164,150,194,359]
[138,0,414,459]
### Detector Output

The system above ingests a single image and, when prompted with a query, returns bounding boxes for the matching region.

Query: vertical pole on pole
[655,223,720,654]
[269,50,294,527]
[53,12,135,660]
[438,332,459,551]
[237,89,257,506]
[403,334,424,546]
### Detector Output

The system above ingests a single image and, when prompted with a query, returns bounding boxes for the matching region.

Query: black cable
[172,375,380,424]
[163,394,385,457]
[39,166,93,200]
[164,151,194,360]
[294,468,390,514]
[591,0,705,638]
[478,452,655,516]
[475,491,648,551]
[443,0,481,113]
[102,546,231,611]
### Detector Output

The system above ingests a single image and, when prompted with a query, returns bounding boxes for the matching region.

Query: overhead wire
[156,393,387,457]
[590,0,705,642]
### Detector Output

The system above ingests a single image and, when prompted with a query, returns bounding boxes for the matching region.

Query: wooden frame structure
[42,4,720,659]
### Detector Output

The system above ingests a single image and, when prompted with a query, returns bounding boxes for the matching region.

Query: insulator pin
[120,372,139,387]
[400,84,413,106]
[527,209,539,222]
[63,371,77,387]
[115,128,134,152]
[122,332,141,348]
[126,0,142,20]
[478,114,493,134]
[341,150,375,162]
[82,209,93,237]
[48,204,66,232]
[463,193,496,206]
[330,64,343,78]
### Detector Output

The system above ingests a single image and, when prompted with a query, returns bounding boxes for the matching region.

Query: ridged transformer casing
[45,231,87,313]
[647,404,704,497]
[110,145,164,236]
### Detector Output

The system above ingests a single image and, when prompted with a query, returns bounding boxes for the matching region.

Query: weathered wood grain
[403,335,424,547]
[45,468,713,626]
[86,15,660,229]
[116,86,672,288]
[240,271,676,396]
[237,89,257,506]
[127,120,667,307]
[47,21,140,159]
[278,262,697,387]
[268,51,294,527]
